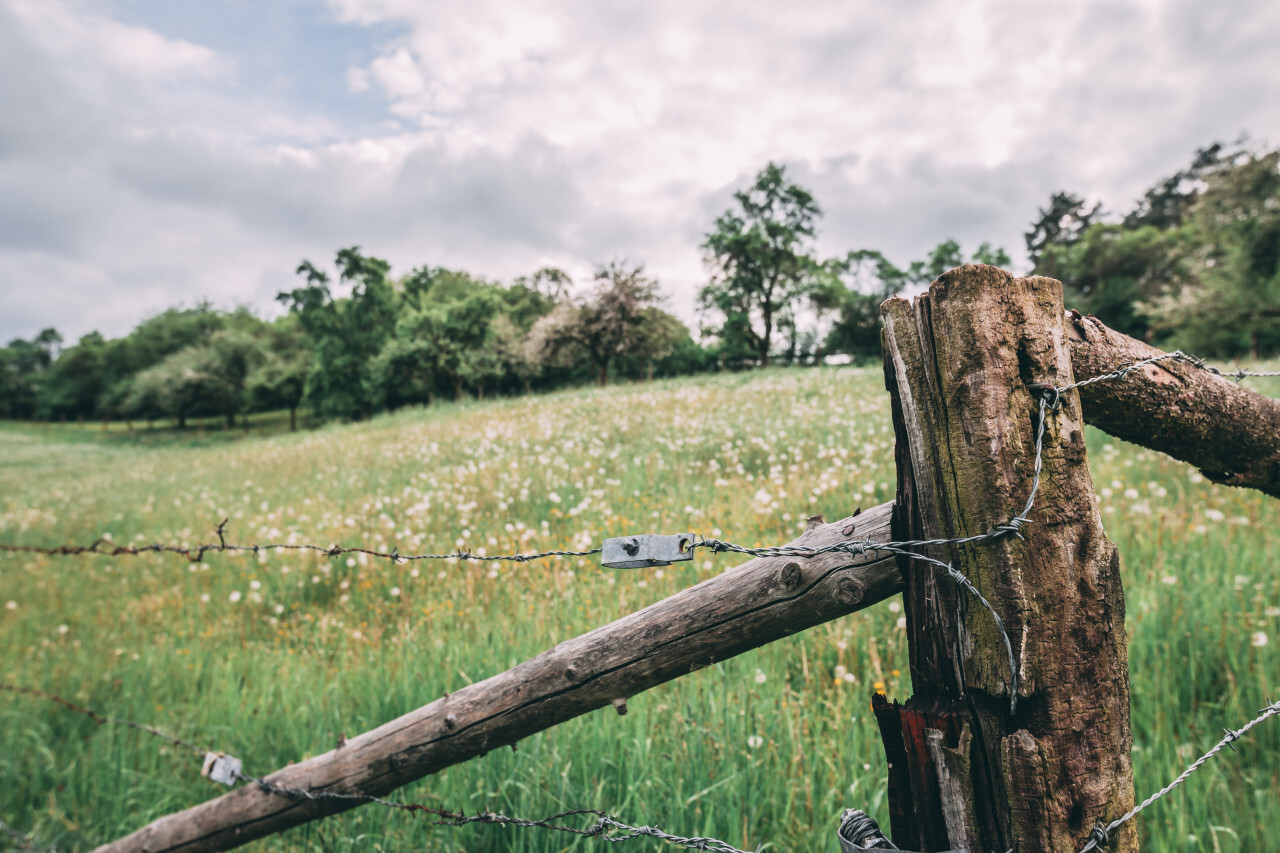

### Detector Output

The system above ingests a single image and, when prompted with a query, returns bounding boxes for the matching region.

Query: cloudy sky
[2,0,1278,344]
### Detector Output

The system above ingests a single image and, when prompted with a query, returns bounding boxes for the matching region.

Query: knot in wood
[834,577,864,608]
[443,713,458,731]
[778,562,802,590]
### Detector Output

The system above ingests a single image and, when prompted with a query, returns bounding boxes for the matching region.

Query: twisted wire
[1077,699,1280,852]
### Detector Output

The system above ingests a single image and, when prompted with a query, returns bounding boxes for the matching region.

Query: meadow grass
[1,366,1278,852]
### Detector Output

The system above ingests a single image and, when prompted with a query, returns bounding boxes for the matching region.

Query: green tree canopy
[700,162,824,367]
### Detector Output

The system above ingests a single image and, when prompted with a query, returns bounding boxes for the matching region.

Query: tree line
[3,137,1276,427]
[0,259,708,427]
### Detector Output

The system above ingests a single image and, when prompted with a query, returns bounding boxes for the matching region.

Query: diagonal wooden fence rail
[61,266,1280,853]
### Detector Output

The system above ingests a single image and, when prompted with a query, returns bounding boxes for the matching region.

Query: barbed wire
[0,518,602,565]
[1078,698,1280,853]
[0,683,209,758]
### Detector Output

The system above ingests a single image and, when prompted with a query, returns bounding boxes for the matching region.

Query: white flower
[57,624,69,634]
[4,601,15,610]
[200,593,210,603]
[1252,631,1269,648]
[229,590,242,603]
[1204,508,1226,523]
[888,601,901,613]
[274,604,284,615]
[390,587,401,597]
[746,735,764,749]
[250,580,261,590]
[754,669,767,685]
[548,492,561,503]
[1161,575,1178,586]
[1265,606,1280,618]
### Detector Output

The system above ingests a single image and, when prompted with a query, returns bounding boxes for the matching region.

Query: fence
[3,265,1279,852]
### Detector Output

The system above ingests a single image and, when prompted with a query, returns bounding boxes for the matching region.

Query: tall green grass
[1,367,1277,852]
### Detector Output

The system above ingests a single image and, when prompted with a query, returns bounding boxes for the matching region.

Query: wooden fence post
[877,266,1136,852]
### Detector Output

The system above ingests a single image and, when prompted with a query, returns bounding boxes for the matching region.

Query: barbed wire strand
[1078,698,1280,853]
[0,683,208,758]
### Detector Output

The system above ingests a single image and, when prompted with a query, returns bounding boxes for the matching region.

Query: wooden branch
[1064,311,1280,499]
[879,266,1136,852]
[95,506,901,853]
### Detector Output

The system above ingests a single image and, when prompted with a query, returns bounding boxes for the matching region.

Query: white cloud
[9,0,227,81]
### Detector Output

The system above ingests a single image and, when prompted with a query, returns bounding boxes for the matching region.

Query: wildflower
[200,593,210,603]
[58,624,68,634]
[229,591,242,603]
[1204,509,1225,523]
[390,587,401,597]
[873,681,886,694]
[250,580,261,590]
[1252,632,1269,648]
[746,735,764,749]
[754,669,767,685]
[897,617,907,629]
[1265,606,1280,618]
[887,601,901,613]
[1160,575,1178,586]
[4,601,14,610]
[274,604,284,615]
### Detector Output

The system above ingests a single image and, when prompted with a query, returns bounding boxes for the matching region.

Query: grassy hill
[1,367,1278,852]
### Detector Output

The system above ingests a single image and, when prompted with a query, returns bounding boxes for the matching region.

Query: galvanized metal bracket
[601,533,695,569]
[202,752,243,786]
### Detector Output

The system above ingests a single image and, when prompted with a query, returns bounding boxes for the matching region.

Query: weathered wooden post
[876,266,1136,852]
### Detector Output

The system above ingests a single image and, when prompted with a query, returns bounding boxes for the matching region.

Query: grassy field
[1,366,1278,852]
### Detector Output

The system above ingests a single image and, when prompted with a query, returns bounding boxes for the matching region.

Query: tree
[247,318,311,431]
[1123,141,1237,231]
[278,247,397,418]
[577,262,665,385]
[1026,191,1103,269]
[0,328,60,419]
[1140,147,1280,355]
[514,266,573,302]
[700,162,824,367]
[1037,223,1185,339]
[971,242,1013,268]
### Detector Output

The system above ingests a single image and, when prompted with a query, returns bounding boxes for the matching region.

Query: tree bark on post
[877,266,1136,852]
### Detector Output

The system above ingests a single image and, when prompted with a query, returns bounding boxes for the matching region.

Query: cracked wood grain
[880,265,1137,853]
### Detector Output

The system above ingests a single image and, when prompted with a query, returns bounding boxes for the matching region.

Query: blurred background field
[1,366,1278,852]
